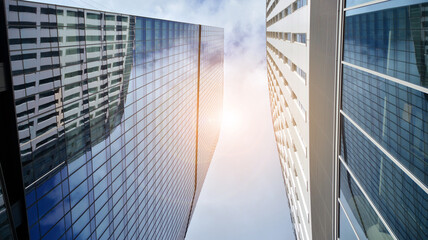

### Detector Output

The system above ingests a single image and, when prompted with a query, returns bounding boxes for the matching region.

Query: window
[295,66,307,82]
[87,13,101,20]
[295,0,307,10]
[293,33,306,44]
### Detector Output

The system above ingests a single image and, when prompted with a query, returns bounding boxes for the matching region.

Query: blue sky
[33,0,295,239]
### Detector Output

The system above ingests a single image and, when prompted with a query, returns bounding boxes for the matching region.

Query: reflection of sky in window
[9,3,203,237]
[339,203,359,240]
[5,0,293,239]
[340,192,366,240]
[346,0,427,16]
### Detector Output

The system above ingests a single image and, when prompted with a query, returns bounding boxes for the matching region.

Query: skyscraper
[337,1,427,240]
[266,0,319,239]
[267,0,427,240]
[0,0,224,239]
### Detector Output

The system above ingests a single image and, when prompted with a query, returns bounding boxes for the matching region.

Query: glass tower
[337,1,427,240]
[0,0,223,239]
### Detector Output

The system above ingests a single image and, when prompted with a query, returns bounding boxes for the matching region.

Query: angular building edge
[0,0,224,239]
[268,0,428,240]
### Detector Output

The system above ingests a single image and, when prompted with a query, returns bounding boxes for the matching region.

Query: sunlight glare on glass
[222,109,240,130]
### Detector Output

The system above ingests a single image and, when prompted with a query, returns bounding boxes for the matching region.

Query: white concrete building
[266,0,337,239]
[266,1,311,239]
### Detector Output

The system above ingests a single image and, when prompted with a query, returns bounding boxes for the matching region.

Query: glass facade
[1,0,223,239]
[194,26,224,206]
[338,1,428,240]
[0,170,13,239]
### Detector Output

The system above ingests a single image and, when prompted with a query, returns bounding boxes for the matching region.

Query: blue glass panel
[92,149,106,171]
[68,154,86,175]
[340,163,394,240]
[71,195,89,220]
[339,204,359,240]
[61,180,69,198]
[136,17,144,29]
[27,204,38,226]
[7,2,221,239]
[342,65,427,184]
[93,176,107,198]
[340,116,427,240]
[72,210,89,238]
[64,213,71,229]
[39,202,64,236]
[94,190,108,214]
[344,1,428,88]
[96,214,109,239]
[29,223,40,240]
[26,190,36,207]
[70,181,88,206]
[66,229,72,240]
[37,184,62,218]
[93,162,107,185]
[41,218,65,240]
[91,139,105,157]
[69,165,87,190]
[75,223,91,240]
[36,172,61,197]
[346,0,376,8]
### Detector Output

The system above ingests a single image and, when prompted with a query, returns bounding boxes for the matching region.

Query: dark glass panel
[344,2,428,88]
[340,163,394,240]
[342,65,427,184]
[340,116,427,240]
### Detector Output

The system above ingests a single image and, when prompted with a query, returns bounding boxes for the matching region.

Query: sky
[33,0,295,239]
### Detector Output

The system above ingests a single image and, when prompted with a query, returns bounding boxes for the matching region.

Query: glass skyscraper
[337,1,427,240]
[267,0,427,240]
[0,0,223,239]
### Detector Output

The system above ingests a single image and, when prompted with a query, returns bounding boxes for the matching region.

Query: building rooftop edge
[13,0,224,30]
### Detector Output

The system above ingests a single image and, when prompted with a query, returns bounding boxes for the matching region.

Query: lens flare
[221,109,240,130]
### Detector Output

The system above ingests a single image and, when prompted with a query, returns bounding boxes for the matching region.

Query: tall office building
[267,0,427,240]
[337,1,427,240]
[0,0,224,239]
[266,0,313,239]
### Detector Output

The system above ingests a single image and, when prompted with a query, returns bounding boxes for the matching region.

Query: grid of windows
[342,66,427,184]
[338,202,358,240]
[339,163,394,240]
[267,49,306,240]
[338,1,428,240]
[266,0,308,27]
[2,0,223,239]
[344,3,428,87]
[340,117,427,240]
[193,26,224,208]
[267,50,306,123]
[267,31,307,45]
[267,41,307,85]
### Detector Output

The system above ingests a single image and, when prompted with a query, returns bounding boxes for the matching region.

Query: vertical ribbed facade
[266,1,310,240]
[337,1,428,240]
[0,0,223,239]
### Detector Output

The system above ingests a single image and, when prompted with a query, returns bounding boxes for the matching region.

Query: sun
[221,109,240,129]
